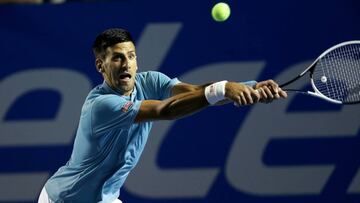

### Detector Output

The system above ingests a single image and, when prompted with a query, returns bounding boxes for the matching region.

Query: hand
[254,80,287,103]
[225,82,261,106]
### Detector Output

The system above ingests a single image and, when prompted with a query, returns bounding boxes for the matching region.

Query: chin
[119,84,135,94]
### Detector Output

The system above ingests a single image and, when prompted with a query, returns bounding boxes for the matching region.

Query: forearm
[135,89,209,122]
[159,89,209,120]
[171,83,212,96]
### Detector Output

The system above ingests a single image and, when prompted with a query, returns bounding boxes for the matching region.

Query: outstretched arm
[134,81,275,123]
[171,80,287,105]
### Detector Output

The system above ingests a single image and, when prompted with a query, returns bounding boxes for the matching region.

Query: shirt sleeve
[91,95,142,135]
[142,71,181,100]
[241,80,257,87]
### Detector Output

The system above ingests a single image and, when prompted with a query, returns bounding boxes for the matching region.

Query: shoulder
[135,71,169,88]
[136,71,168,81]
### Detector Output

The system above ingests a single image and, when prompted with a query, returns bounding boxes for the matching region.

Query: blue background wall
[0,0,359,202]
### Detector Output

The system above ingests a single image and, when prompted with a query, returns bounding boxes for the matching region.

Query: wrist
[204,80,228,105]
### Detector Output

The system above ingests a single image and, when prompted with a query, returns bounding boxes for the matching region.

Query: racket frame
[280,40,360,105]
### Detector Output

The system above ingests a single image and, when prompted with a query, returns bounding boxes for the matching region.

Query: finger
[261,88,269,101]
[233,96,242,107]
[243,88,254,104]
[268,80,279,94]
[239,92,247,105]
[250,88,261,103]
[278,88,288,98]
[268,85,278,95]
[266,85,281,100]
[262,86,274,99]
[245,92,254,104]
[272,88,280,99]
[257,88,267,102]
[274,93,280,99]
[263,86,276,102]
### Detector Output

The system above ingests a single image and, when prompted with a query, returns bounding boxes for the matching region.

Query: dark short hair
[92,28,134,58]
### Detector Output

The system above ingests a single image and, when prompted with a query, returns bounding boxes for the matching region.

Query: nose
[121,58,129,69]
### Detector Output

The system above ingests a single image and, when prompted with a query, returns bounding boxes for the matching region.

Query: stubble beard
[116,78,135,95]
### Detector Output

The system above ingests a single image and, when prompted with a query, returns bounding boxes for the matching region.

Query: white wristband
[204,80,228,105]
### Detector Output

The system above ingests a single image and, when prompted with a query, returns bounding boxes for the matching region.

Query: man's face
[98,41,138,96]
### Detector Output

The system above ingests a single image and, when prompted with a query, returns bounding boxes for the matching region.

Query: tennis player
[38,28,287,203]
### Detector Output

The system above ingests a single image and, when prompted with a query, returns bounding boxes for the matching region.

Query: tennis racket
[279,40,360,105]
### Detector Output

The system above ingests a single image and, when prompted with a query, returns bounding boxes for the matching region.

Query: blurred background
[0,0,359,202]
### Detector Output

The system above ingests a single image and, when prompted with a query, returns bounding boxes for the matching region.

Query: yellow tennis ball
[211,2,231,22]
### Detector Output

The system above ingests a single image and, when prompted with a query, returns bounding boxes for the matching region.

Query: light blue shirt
[45,71,180,202]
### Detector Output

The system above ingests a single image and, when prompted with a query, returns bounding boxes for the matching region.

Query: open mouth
[119,73,132,81]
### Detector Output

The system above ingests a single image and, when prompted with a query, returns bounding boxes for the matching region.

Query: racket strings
[322,45,359,101]
[313,43,360,103]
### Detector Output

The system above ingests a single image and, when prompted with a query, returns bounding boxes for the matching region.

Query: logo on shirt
[121,101,133,112]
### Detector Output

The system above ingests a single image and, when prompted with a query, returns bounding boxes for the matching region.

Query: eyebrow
[112,50,135,55]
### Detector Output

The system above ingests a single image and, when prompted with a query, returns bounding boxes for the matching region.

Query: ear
[95,58,104,73]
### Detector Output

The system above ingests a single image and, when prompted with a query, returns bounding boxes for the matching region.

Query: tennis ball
[211,2,231,22]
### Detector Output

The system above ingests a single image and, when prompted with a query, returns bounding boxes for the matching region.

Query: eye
[128,53,136,60]
[112,55,122,61]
